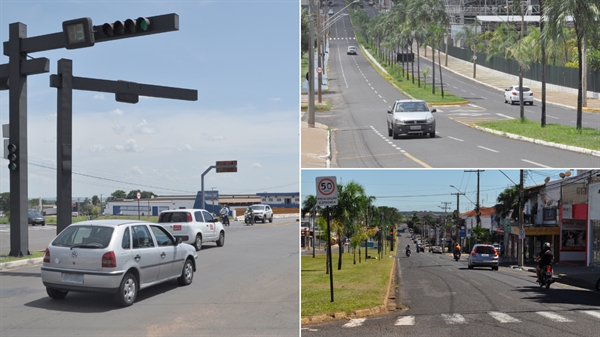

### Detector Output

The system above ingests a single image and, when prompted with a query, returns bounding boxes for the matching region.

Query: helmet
[543,242,551,250]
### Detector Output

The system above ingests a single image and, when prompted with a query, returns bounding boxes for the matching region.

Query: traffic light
[7,143,17,171]
[94,14,178,43]
[102,17,150,37]
[389,227,394,236]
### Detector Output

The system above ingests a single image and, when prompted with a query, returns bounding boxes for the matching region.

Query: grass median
[301,250,394,318]
[478,118,600,150]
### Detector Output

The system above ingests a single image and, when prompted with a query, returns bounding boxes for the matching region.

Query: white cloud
[89,144,105,153]
[178,144,193,151]
[130,166,144,175]
[207,135,225,142]
[251,163,262,169]
[112,124,126,134]
[268,97,282,102]
[94,94,105,100]
[110,109,124,116]
[133,119,159,134]
[115,139,142,152]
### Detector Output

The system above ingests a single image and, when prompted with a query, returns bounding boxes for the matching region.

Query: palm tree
[493,185,521,221]
[543,0,600,129]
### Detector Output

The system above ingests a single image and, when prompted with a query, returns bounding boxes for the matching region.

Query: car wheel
[429,130,435,138]
[387,124,392,137]
[177,258,194,286]
[596,278,600,291]
[216,231,225,247]
[269,215,273,223]
[194,234,202,251]
[42,223,45,226]
[468,264,473,269]
[46,287,68,300]
[392,131,399,139]
[115,272,137,307]
[262,217,266,223]
[492,266,498,271]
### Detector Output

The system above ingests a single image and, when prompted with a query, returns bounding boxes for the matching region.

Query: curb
[0,257,43,271]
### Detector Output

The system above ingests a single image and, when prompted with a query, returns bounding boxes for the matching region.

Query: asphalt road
[302,236,600,336]
[315,12,600,168]
[0,220,299,336]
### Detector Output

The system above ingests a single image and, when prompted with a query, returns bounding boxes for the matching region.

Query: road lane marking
[547,115,559,119]
[496,113,515,119]
[536,311,573,322]
[441,313,466,324]
[343,318,366,328]
[581,310,600,320]
[448,136,464,142]
[521,159,551,168]
[478,146,499,153]
[489,311,521,323]
[395,316,415,326]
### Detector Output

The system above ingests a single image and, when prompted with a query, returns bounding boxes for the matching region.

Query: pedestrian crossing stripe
[329,37,356,40]
[332,310,600,328]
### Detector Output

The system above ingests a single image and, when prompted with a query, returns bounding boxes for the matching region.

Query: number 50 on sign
[316,176,338,206]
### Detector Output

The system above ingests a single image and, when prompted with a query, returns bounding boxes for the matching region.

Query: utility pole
[451,190,465,247]
[440,202,452,252]
[518,170,525,267]
[307,0,315,127]
[465,170,484,228]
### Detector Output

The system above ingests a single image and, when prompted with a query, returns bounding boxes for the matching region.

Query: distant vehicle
[28,210,45,226]
[359,241,378,249]
[41,220,198,307]
[158,209,225,251]
[328,9,334,15]
[431,246,443,254]
[468,244,499,270]
[416,243,424,253]
[387,99,436,139]
[347,46,357,55]
[250,204,274,223]
[504,85,533,105]
[368,1,374,6]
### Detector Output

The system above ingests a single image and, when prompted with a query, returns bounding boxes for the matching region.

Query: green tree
[107,190,127,201]
[493,185,522,222]
[301,8,309,56]
[0,192,10,213]
[543,0,600,129]
[91,195,100,206]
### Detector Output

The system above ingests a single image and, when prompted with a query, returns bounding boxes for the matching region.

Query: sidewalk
[432,48,600,112]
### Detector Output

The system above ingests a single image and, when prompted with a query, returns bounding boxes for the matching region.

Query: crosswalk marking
[343,318,366,328]
[536,311,573,322]
[441,313,466,324]
[489,311,521,323]
[581,310,600,320]
[395,316,415,326]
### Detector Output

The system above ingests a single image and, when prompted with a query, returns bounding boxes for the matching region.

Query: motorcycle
[244,212,254,226]
[538,265,554,289]
[405,248,411,257]
[220,214,230,226]
[453,251,461,261]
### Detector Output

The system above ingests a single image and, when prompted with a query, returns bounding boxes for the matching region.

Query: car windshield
[395,102,429,112]
[52,225,114,248]
[28,210,42,217]
[251,205,265,211]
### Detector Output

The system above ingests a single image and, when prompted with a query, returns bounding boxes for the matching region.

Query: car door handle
[160,252,166,258]
[134,255,141,261]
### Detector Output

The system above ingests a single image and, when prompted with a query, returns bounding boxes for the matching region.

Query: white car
[158,209,225,251]
[387,99,436,139]
[41,220,198,307]
[347,46,357,55]
[328,9,334,15]
[504,85,534,105]
[250,204,274,223]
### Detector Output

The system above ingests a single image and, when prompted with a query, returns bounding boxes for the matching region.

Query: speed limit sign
[316,176,338,206]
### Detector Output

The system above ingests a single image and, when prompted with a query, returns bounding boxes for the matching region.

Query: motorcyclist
[534,242,554,282]
[219,204,230,226]
[245,206,255,225]
[405,244,411,252]
[453,242,461,254]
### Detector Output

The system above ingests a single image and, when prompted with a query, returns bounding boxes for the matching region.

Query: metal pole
[307,0,315,128]
[56,59,73,234]
[518,170,524,267]
[326,205,334,302]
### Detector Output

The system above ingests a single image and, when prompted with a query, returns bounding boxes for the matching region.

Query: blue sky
[301,169,577,213]
[0,1,299,200]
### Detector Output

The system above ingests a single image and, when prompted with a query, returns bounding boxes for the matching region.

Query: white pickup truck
[158,209,225,251]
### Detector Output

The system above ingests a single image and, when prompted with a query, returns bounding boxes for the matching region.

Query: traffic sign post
[137,191,141,220]
[200,160,238,209]
[316,176,337,302]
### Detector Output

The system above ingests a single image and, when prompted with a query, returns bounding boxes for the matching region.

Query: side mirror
[387,110,392,114]
[431,108,436,113]
[175,237,182,246]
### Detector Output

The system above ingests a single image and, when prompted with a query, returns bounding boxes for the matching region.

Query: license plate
[409,125,421,130]
[481,254,489,257]
[62,273,84,284]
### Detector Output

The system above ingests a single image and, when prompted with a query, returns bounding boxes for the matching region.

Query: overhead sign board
[316,176,338,206]
[216,160,237,173]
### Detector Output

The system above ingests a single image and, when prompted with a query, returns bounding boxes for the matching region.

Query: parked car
[328,9,334,15]
[250,204,274,223]
[416,243,424,252]
[468,244,499,270]
[504,85,534,105]
[27,209,45,226]
[387,99,436,139]
[347,46,357,55]
[41,219,198,307]
[158,209,225,251]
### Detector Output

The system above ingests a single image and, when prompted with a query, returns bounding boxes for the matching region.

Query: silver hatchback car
[387,99,436,139]
[468,244,499,270]
[41,220,198,306]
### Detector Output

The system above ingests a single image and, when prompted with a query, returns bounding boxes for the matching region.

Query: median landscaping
[301,251,395,319]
